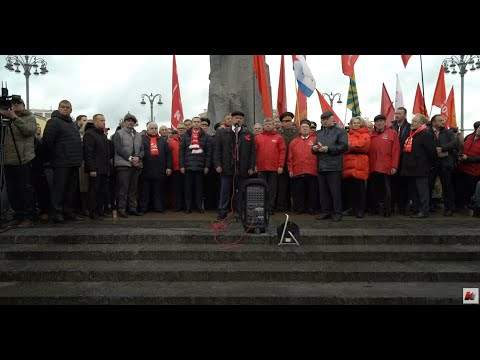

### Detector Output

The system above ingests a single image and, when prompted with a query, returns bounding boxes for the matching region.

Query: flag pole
[253,57,256,125]
[420,55,430,117]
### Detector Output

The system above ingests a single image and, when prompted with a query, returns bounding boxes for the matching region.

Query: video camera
[0,83,21,110]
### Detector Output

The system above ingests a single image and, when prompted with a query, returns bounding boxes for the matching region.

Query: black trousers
[204,170,220,210]
[367,172,392,214]
[50,167,78,216]
[408,176,430,214]
[257,171,278,211]
[87,174,108,217]
[391,173,410,212]
[429,166,455,212]
[218,175,247,216]
[343,177,366,215]
[139,175,166,212]
[317,171,342,216]
[184,170,204,211]
[4,162,35,220]
[170,170,185,210]
[292,175,317,213]
[276,171,291,211]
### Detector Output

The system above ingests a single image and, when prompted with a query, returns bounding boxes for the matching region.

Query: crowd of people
[0,97,479,228]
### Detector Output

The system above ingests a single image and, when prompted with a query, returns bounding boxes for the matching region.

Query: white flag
[395,73,404,109]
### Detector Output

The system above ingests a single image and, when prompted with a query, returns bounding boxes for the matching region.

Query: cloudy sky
[1,54,478,133]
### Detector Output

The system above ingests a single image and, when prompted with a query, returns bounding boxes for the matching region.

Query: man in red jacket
[288,119,318,215]
[254,118,286,215]
[367,114,400,217]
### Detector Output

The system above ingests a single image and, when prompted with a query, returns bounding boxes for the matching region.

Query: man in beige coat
[0,97,37,227]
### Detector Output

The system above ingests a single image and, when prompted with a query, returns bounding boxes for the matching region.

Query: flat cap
[321,110,334,119]
[373,114,386,121]
[124,113,138,123]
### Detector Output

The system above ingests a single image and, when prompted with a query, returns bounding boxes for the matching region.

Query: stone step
[1,244,480,261]
[0,281,471,305]
[1,260,479,282]
[1,227,479,244]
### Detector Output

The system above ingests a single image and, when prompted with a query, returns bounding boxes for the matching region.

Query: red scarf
[148,134,160,156]
[189,128,203,154]
[403,124,427,153]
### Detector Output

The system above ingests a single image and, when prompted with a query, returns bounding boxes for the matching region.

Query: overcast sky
[1,55,478,132]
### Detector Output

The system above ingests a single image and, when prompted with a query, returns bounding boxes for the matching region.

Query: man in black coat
[428,114,457,216]
[180,117,212,213]
[42,100,83,223]
[400,113,436,218]
[83,114,111,220]
[390,107,412,214]
[138,122,172,213]
[214,111,255,220]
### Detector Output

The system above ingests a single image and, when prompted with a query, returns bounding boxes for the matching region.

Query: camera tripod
[0,116,22,225]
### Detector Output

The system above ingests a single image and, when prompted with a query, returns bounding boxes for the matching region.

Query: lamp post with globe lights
[141,93,163,122]
[442,55,480,134]
[4,55,49,109]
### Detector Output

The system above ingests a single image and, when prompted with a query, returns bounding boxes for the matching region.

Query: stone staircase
[0,216,479,304]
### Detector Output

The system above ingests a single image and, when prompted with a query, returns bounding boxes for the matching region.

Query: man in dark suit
[214,111,255,220]
[400,113,437,218]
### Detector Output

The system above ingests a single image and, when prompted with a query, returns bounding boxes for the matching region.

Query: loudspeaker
[241,178,269,233]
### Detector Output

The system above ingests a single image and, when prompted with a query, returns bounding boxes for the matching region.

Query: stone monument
[207,55,271,130]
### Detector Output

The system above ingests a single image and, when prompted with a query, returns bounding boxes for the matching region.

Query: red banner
[171,55,184,130]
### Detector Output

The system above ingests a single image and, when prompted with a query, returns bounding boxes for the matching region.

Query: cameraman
[0,97,37,227]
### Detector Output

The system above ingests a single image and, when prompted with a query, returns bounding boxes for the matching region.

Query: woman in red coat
[342,117,370,217]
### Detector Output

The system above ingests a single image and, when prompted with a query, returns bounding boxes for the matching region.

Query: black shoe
[199,210,205,214]
[316,213,331,220]
[410,212,428,218]
[64,214,84,221]
[217,213,227,220]
[342,208,353,216]
[118,211,128,218]
[356,212,365,218]
[52,214,65,223]
[332,214,342,222]
[128,210,144,216]
[90,214,103,221]
[443,210,453,217]
[185,209,192,214]
[383,212,391,218]
[269,210,275,215]
[473,210,480,218]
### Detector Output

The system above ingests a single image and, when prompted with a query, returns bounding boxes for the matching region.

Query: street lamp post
[4,55,49,109]
[140,93,163,122]
[322,92,342,107]
[442,55,480,134]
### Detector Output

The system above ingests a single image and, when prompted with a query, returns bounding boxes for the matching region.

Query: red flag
[381,83,395,128]
[432,65,447,108]
[253,55,273,118]
[445,86,457,129]
[341,55,359,77]
[315,89,344,127]
[171,55,184,130]
[293,55,307,125]
[276,55,287,116]
[401,55,412,68]
[412,83,429,119]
